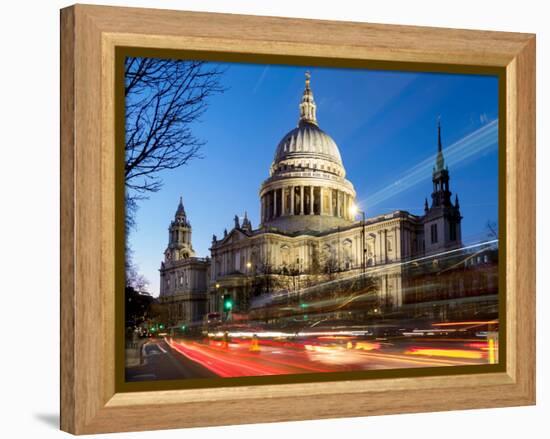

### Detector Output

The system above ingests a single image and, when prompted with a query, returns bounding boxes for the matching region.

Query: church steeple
[166,196,195,261]
[423,120,462,254]
[435,118,446,172]
[298,71,317,126]
[431,121,452,208]
[174,196,189,225]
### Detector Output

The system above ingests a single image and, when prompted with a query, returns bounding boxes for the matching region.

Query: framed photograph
[60,4,536,434]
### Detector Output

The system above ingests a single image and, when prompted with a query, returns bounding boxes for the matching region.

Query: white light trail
[269,240,498,301]
[364,119,499,208]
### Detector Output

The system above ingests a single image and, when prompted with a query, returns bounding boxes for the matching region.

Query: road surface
[126,339,216,381]
[126,335,496,381]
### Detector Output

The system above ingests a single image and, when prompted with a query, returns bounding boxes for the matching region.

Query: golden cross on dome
[305,71,311,88]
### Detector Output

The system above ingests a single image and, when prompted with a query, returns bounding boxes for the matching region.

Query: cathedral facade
[159,73,463,327]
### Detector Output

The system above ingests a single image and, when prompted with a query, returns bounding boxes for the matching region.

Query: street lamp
[215,283,221,314]
[350,203,366,278]
[245,261,252,310]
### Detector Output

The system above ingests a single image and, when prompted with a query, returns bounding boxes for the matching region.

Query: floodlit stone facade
[159,73,463,327]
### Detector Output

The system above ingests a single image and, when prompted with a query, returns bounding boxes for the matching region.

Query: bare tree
[125,243,150,291]
[125,57,225,196]
[123,57,225,280]
[486,220,498,239]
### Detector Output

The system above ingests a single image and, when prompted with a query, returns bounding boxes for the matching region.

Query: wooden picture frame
[60,4,536,434]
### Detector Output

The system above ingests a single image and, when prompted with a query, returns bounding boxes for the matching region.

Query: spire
[428,119,453,209]
[424,198,429,213]
[455,194,460,209]
[437,117,442,153]
[298,71,318,126]
[175,196,186,216]
[173,196,190,227]
[435,117,445,172]
[174,196,189,225]
[242,211,252,231]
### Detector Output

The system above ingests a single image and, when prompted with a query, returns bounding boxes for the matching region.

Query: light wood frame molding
[60,4,536,434]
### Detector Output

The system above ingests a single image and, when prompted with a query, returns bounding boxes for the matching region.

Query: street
[125,339,216,381]
[127,333,497,381]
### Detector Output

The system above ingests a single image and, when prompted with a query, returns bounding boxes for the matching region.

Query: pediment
[221,228,249,245]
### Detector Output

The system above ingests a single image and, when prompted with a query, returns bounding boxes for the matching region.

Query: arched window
[342,239,353,269]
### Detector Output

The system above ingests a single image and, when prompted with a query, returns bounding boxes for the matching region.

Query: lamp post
[290,264,300,307]
[350,204,366,279]
[245,261,252,310]
[215,282,220,314]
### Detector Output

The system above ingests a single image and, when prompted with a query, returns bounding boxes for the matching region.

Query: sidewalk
[125,338,146,367]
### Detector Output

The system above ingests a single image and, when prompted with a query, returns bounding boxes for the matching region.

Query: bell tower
[165,197,195,262]
[423,121,462,255]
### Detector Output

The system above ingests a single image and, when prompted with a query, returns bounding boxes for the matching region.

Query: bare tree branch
[125,57,225,195]
[486,220,498,239]
[124,57,226,279]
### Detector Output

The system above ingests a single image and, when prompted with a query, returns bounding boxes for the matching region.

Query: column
[310,186,314,215]
[386,230,389,262]
[344,194,348,219]
[260,196,264,223]
[336,191,340,218]
[319,187,324,215]
[374,234,379,265]
[382,275,388,306]
[290,186,295,215]
[300,186,304,215]
[281,188,286,216]
[329,189,333,216]
[394,226,400,260]
[395,274,403,307]
[378,231,384,264]
[274,189,278,217]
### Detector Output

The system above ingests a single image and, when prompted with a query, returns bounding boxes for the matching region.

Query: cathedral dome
[273,121,343,168]
[269,72,346,179]
[259,72,357,233]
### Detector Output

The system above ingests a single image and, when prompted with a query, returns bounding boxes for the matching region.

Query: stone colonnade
[261,185,353,222]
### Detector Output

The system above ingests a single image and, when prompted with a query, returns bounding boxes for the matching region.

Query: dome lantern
[299,71,318,126]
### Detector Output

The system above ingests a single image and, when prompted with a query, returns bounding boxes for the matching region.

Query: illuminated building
[160,73,466,326]
[158,198,210,325]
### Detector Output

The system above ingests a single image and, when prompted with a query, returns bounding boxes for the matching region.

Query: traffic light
[159,324,164,330]
[223,294,233,311]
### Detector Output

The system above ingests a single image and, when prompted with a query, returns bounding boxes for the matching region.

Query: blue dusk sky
[128,61,499,296]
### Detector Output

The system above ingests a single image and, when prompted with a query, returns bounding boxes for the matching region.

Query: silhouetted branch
[125,58,225,195]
